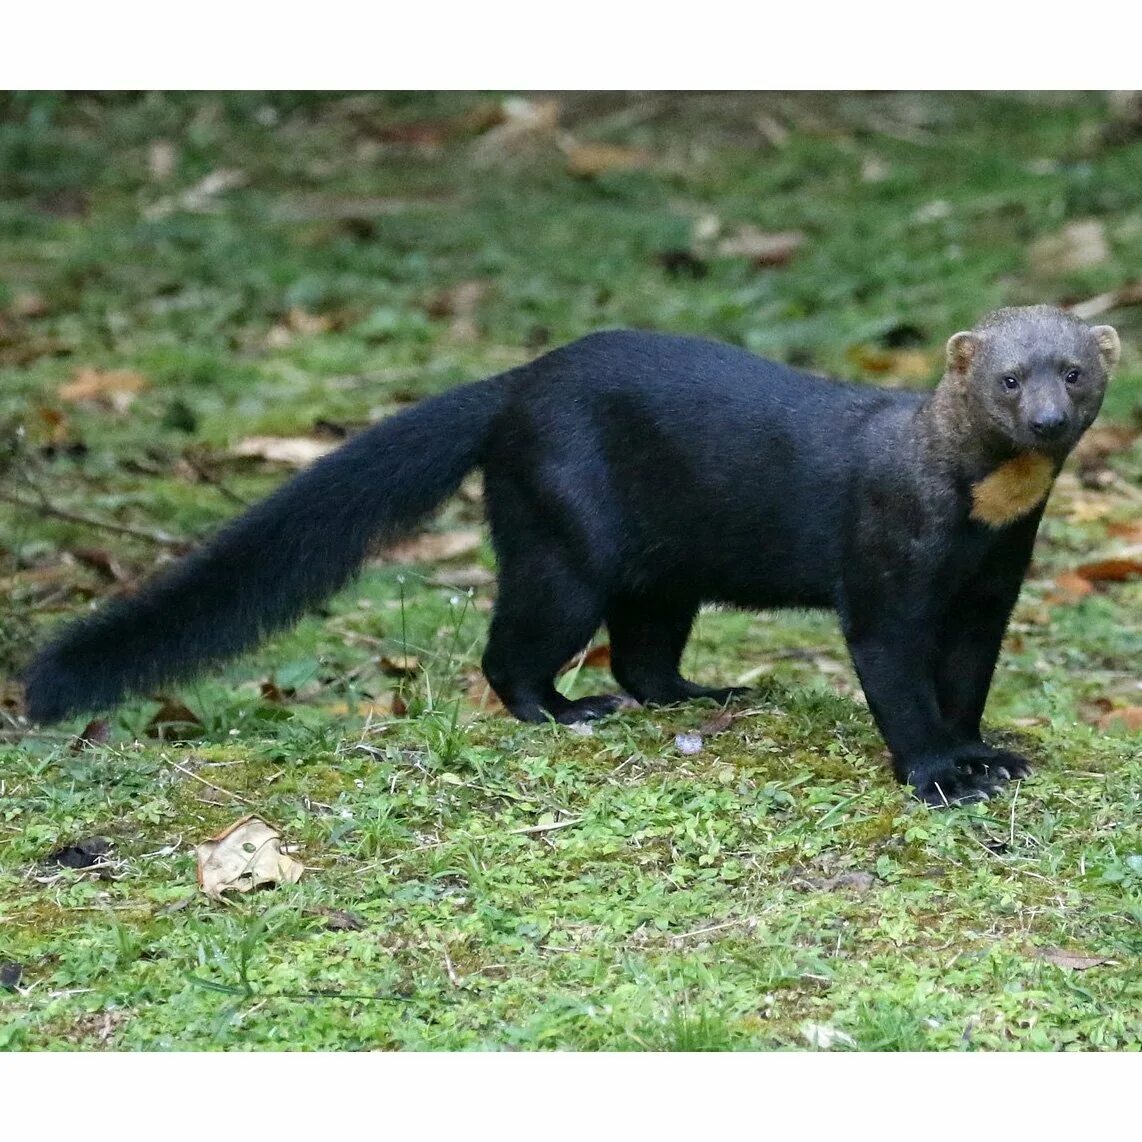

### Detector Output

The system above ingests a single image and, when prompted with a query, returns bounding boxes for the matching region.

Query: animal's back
[489,330,922,608]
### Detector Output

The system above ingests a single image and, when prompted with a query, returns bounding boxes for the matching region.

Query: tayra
[24,305,1120,804]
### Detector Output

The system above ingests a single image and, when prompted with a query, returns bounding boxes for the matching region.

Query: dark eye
[1002,375,1020,392]
[1064,368,1081,384]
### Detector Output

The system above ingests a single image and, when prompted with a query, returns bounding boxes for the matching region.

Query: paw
[906,744,1030,807]
[553,693,634,724]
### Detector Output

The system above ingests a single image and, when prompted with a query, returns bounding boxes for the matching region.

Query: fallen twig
[508,816,582,836]
[168,759,254,805]
[1,490,187,547]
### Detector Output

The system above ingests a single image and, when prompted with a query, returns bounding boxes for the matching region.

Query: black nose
[1030,412,1068,441]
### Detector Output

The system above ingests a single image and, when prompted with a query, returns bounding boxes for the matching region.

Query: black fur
[24,329,1080,804]
[24,378,505,724]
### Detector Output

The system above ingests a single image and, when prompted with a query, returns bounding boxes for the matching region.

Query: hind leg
[608,598,743,706]
[482,555,622,724]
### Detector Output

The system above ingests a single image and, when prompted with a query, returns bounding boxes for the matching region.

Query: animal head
[944,305,1119,459]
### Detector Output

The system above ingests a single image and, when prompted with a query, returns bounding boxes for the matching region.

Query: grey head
[944,305,1120,459]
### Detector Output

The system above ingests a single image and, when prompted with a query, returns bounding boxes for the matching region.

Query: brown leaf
[563,141,651,178]
[1073,559,1142,583]
[70,719,111,752]
[1106,521,1142,542]
[232,435,338,466]
[716,226,805,267]
[1079,696,1114,726]
[1037,948,1114,971]
[847,346,935,382]
[145,699,203,740]
[259,680,292,704]
[309,906,367,931]
[697,709,735,737]
[378,655,421,678]
[1047,570,1094,604]
[462,671,505,714]
[380,528,482,564]
[1096,706,1142,733]
[59,368,150,411]
[195,815,303,901]
[557,643,612,676]
[71,547,127,583]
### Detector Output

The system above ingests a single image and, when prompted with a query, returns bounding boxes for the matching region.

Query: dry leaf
[70,719,111,752]
[259,680,291,704]
[1036,948,1113,971]
[801,1023,856,1049]
[380,528,482,564]
[697,709,735,737]
[1106,521,1142,543]
[848,346,935,381]
[1047,570,1094,605]
[59,367,150,412]
[146,168,246,219]
[472,97,560,163]
[309,906,366,931]
[427,565,496,589]
[1073,558,1142,583]
[1097,706,1142,733]
[71,547,127,583]
[716,226,805,267]
[195,815,303,901]
[462,672,506,714]
[562,141,651,178]
[145,699,203,740]
[1068,282,1142,320]
[232,436,338,466]
[1029,220,1109,277]
[559,644,612,676]
[378,654,421,677]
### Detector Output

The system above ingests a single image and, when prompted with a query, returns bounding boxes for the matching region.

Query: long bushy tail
[24,375,509,723]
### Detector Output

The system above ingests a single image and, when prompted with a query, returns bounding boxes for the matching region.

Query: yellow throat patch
[970,452,1055,528]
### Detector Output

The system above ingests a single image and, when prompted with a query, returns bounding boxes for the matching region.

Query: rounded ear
[945,331,977,373]
[1091,325,1120,371]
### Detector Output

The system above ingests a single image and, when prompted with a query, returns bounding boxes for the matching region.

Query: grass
[1,92,1140,1051]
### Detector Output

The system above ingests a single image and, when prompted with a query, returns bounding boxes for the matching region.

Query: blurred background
[2,91,1140,691]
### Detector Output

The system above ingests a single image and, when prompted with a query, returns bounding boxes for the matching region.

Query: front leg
[845,624,1008,804]
[933,587,1032,786]
[935,519,1041,778]
[842,573,1018,805]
